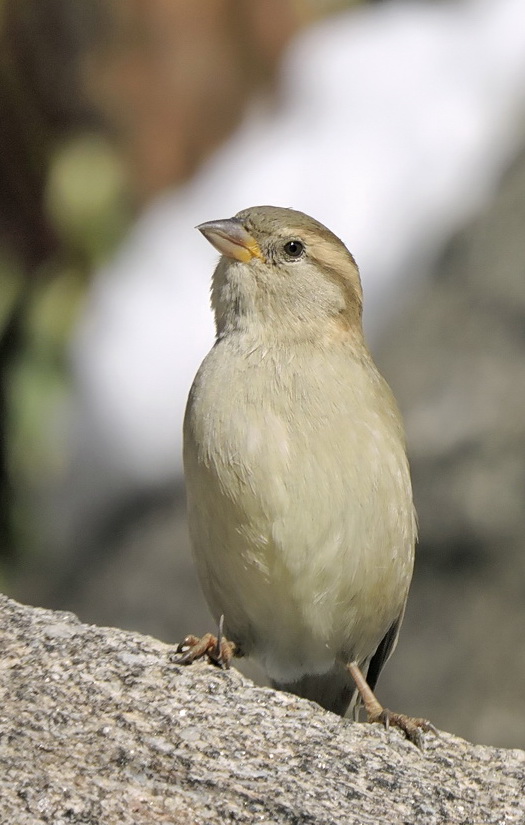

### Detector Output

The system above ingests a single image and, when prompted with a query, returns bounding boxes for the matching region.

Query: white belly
[184,342,416,683]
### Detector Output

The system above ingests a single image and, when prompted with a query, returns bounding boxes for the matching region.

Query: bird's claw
[371,708,437,748]
[175,616,237,669]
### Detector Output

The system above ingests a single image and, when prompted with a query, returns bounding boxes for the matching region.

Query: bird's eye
[283,240,304,259]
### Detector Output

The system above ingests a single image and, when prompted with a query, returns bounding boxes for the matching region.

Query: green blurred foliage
[1,131,130,567]
[45,134,129,263]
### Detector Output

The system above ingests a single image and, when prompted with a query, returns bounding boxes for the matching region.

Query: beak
[196,218,264,263]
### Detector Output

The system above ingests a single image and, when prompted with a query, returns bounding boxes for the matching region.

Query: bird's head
[197,205,363,343]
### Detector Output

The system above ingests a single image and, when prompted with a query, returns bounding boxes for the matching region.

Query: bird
[179,205,432,743]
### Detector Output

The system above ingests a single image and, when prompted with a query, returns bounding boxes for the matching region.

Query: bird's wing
[365,608,405,692]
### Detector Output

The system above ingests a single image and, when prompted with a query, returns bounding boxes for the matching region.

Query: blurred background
[1,0,525,748]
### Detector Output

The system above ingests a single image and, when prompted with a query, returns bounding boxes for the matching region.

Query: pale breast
[184,338,416,682]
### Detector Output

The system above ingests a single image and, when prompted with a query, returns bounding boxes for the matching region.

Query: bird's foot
[346,660,436,748]
[176,615,237,669]
[369,708,436,748]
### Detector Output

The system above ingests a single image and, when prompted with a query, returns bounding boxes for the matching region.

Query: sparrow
[179,205,432,743]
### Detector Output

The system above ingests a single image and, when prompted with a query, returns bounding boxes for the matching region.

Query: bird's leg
[346,660,436,747]
[176,615,239,669]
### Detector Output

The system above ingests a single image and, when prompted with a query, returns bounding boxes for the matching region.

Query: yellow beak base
[197,218,264,263]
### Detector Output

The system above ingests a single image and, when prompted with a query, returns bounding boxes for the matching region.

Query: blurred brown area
[1,0,525,751]
[0,0,95,268]
[86,0,300,202]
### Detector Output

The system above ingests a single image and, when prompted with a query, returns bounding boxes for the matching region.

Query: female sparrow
[180,206,432,744]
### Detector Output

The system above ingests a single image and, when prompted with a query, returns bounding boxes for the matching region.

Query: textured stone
[1,595,524,824]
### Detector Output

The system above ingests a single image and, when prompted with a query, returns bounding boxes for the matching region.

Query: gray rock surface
[1,595,524,825]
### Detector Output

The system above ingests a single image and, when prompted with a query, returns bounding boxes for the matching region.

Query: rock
[1,595,523,825]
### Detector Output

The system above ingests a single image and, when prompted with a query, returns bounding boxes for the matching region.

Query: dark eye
[283,240,304,259]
